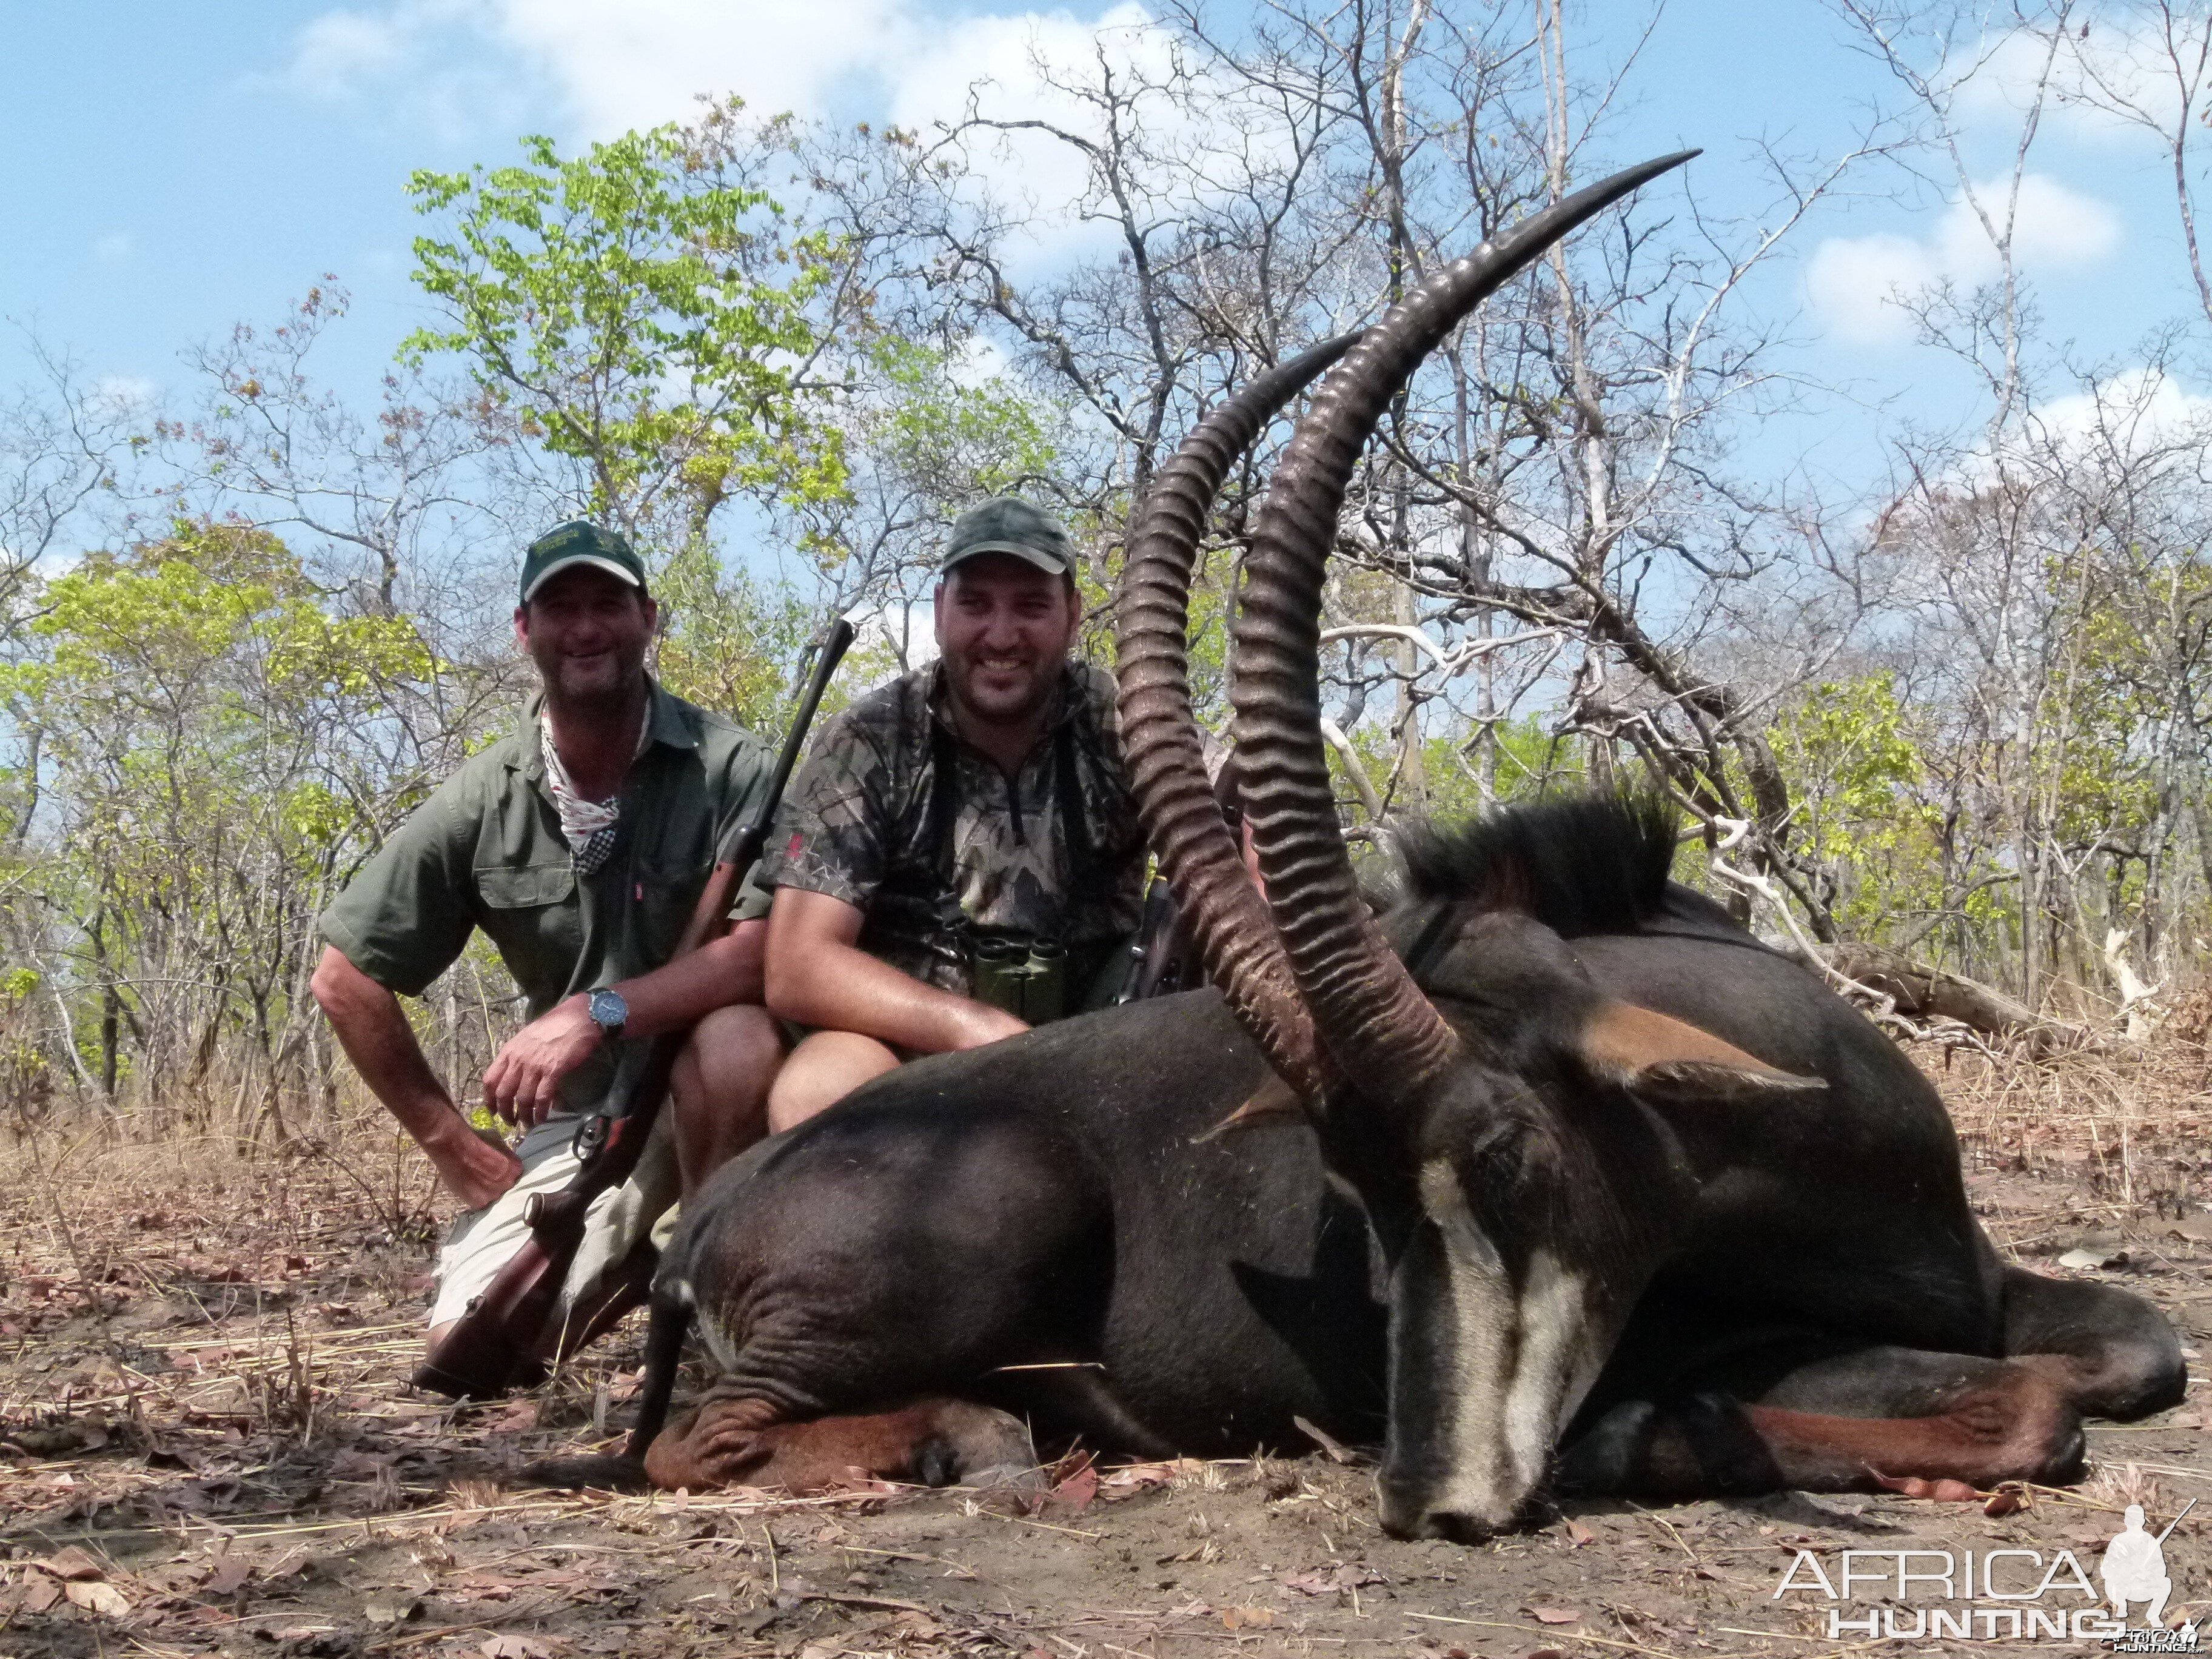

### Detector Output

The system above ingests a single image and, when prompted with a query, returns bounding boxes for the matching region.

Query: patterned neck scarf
[540,703,650,875]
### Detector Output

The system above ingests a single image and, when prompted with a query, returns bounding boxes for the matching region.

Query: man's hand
[310,946,529,1209]
[424,1116,523,1210]
[482,994,605,1127]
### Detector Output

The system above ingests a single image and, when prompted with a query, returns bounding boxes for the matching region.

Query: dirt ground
[2,1039,2210,1659]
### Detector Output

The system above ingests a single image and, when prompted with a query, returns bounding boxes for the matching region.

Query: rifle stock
[416,618,857,1399]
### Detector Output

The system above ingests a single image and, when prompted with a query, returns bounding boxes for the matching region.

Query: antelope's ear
[1576,1001,1826,1103]
[1193,1068,1305,1143]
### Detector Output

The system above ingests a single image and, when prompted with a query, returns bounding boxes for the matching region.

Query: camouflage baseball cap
[520,520,647,604]
[940,497,1076,577]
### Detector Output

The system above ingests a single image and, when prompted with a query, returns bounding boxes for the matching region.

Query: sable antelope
[534,155,2183,1541]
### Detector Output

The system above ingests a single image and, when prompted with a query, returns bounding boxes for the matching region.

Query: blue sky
[3,0,2205,500]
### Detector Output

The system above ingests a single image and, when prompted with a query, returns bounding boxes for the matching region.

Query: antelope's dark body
[658,876,2178,1482]
[676,990,1381,1456]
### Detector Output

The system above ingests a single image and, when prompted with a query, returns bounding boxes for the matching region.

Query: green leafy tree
[1769,674,1951,943]
[404,111,854,548]
[1,521,437,1120]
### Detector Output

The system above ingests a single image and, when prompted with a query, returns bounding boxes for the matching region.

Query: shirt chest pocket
[633,863,702,964]
[475,862,581,971]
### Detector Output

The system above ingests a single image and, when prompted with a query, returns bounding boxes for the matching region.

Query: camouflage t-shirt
[759,661,1145,996]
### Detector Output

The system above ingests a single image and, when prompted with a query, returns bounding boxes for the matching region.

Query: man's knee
[767,1031,899,1131]
[682,1004,783,1070]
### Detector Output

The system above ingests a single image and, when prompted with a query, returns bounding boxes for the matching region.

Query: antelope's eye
[1463,1124,1535,1207]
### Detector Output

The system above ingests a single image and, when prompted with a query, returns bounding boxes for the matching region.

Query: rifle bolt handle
[523,1191,545,1228]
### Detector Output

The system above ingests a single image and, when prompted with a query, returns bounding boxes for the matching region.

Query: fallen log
[1803,942,2099,1057]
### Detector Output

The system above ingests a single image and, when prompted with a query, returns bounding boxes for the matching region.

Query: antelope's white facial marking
[1377,1157,1604,1538]
[674,1275,744,1375]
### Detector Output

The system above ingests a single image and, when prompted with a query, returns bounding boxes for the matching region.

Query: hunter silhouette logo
[2102,1500,2197,1654]
[1772,1499,2197,1645]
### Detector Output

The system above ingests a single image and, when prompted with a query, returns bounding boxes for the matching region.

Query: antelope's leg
[1997,1265,2186,1419]
[1556,1350,2083,1498]
[644,1395,1036,1491]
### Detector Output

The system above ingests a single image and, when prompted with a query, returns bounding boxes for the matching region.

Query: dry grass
[1922,1015,2212,1253]
[0,1039,2207,1657]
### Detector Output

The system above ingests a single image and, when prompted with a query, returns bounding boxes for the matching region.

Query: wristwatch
[586,987,629,1044]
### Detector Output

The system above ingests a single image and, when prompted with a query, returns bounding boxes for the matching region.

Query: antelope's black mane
[1393,791,1677,940]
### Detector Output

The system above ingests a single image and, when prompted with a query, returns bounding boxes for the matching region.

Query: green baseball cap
[940,497,1076,577]
[519,520,648,605]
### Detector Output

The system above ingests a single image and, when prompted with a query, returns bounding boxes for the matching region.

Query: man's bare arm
[479,919,770,1124]
[765,887,1025,1054]
[310,946,521,1208]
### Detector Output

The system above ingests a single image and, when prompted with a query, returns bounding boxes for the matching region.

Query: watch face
[591,989,627,1030]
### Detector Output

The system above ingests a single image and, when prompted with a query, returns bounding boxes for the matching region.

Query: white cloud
[1960,18,2202,142]
[2025,364,2212,457]
[94,232,133,264]
[289,10,412,95]
[1806,173,2120,345]
[283,0,929,131]
[483,0,910,132]
[885,4,1287,272]
[283,0,477,97]
[280,0,1201,269]
[91,375,158,415]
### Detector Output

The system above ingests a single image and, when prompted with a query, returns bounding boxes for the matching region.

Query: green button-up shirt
[318,679,773,1114]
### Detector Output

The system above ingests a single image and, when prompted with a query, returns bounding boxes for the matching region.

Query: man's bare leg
[767,1031,901,1131]
[421,1008,782,1360]
[671,1004,784,1197]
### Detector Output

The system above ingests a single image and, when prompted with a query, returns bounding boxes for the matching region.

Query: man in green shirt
[310,521,782,1370]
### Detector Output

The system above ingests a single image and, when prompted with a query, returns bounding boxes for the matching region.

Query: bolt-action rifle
[414,617,856,1400]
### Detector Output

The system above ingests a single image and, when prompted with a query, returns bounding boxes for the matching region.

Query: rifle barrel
[2156,1496,2197,1544]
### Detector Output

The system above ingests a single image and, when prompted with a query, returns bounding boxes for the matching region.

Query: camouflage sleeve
[756,708,896,911]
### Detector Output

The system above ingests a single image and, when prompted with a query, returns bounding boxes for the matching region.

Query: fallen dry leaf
[33,1546,107,1581]
[1984,1486,2029,1518]
[2058,1247,2127,1270]
[481,1637,557,1659]
[1869,1469,1979,1502]
[1221,1605,1276,1630]
[203,1558,253,1596]
[20,1577,61,1614]
[1050,1461,1099,1513]
[1099,1458,1200,1497]
[365,1594,423,1624]
[1526,1606,1581,1626]
[1293,1415,1356,1464]
[1564,1518,1597,1546]
[62,1579,131,1617]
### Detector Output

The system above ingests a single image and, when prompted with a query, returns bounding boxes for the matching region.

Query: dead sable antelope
[533,155,2183,1541]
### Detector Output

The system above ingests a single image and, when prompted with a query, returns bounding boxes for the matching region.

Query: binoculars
[969,934,1068,1025]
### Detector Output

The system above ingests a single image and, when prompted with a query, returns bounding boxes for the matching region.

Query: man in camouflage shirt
[759,497,1145,1123]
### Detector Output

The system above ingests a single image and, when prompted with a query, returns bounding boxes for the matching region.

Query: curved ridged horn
[1116,333,1360,1100]
[1231,152,1698,1104]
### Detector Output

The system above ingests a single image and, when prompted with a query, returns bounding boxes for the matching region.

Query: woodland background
[7,0,2212,1135]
